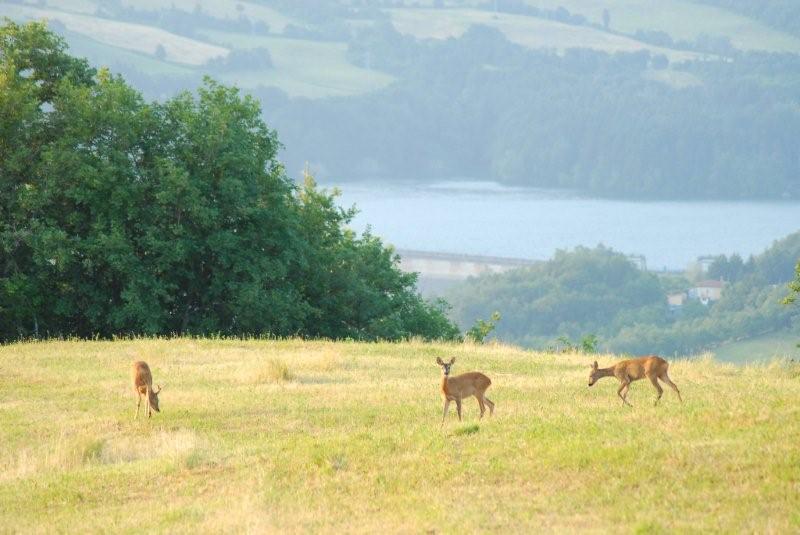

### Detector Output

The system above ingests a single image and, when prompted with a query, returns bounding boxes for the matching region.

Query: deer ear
[592,361,598,369]
[449,357,456,364]
[436,357,443,365]
[155,384,162,394]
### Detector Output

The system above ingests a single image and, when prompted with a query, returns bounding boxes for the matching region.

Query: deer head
[148,384,162,412]
[588,361,601,387]
[436,357,456,376]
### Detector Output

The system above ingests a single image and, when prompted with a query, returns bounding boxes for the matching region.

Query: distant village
[667,279,725,309]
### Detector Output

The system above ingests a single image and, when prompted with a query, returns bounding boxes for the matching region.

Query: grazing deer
[132,361,162,419]
[436,357,494,427]
[588,355,681,407]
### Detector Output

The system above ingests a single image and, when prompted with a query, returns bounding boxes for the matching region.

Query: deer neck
[441,375,451,396]
[597,367,616,380]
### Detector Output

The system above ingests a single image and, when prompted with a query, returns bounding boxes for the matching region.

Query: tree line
[0,21,460,343]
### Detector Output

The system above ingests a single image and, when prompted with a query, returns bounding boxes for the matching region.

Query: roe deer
[132,361,162,419]
[588,355,681,407]
[436,357,494,427]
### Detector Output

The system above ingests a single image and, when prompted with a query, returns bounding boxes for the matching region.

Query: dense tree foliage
[785,262,800,306]
[446,246,666,347]
[446,234,800,354]
[0,21,460,342]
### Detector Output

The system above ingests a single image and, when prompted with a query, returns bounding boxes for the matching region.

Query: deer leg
[484,397,495,416]
[618,381,632,407]
[650,375,663,406]
[660,373,682,403]
[441,399,450,428]
[455,398,462,421]
[135,393,141,420]
[477,395,486,419]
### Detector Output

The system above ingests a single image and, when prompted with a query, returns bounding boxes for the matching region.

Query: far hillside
[2,0,800,198]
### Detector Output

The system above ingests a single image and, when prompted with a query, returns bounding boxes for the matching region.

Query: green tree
[784,261,800,306]
[0,21,460,342]
[466,311,501,343]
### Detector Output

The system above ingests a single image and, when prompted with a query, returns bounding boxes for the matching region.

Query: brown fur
[588,355,681,407]
[132,361,161,419]
[436,357,494,427]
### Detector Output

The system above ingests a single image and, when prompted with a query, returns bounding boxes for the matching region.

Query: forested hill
[445,232,800,355]
[3,0,800,199]
[266,27,800,199]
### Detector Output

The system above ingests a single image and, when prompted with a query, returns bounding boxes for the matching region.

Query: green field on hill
[528,0,800,53]
[4,0,800,101]
[199,30,396,98]
[1,339,798,532]
[713,331,800,365]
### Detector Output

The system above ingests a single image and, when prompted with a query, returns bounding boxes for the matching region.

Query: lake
[325,181,800,270]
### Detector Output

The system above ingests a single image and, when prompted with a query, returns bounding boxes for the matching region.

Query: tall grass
[0,339,798,533]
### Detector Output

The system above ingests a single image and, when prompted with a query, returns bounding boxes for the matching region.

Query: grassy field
[119,0,298,33]
[389,0,800,55]
[62,31,193,76]
[0,4,228,65]
[526,0,800,54]
[199,30,396,98]
[388,8,704,62]
[1,339,799,533]
[6,0,800,99]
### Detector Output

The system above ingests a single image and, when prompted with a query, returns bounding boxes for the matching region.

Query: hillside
[3,0,799,97]
[1,339,799,532]
[2,1,800,197]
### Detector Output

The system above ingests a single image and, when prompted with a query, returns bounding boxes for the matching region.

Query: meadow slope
[1,339,798,533]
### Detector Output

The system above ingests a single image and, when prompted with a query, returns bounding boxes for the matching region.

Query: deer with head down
[436,357,494,427]
[132,361,162,419]
[588,355,681,407]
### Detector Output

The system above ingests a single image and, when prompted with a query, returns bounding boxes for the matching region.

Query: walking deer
[132,361,162,419]
[436,357,494,427]
[588,355,681,407]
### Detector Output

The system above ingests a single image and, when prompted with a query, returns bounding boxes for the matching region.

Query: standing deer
[436,357,494,427]
[588,355,681,407]
[132,361,162,419]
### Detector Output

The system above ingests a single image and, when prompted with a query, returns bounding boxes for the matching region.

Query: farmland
[3,0,800,100]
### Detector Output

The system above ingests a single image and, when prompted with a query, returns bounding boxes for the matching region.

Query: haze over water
[330,181,800,270]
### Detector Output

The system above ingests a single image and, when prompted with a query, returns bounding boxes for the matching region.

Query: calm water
[326,181,800,270]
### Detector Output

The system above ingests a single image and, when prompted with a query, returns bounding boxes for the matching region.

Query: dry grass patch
[253,358,293,384]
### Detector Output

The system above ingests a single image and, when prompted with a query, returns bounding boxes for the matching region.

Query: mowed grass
[1,339,799,533]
